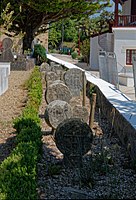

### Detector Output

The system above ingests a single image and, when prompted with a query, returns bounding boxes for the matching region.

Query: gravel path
[0,70,32,163]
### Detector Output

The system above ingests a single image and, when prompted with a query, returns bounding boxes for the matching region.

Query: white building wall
[107,33,114,52]
[90,33,114,71]
[90,36,100,70]
[122,0,131,15]
[0,62,10,96]
[113,28,136,73]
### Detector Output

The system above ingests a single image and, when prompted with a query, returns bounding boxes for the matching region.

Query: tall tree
[0,0,111,51]
[48,23,62,49]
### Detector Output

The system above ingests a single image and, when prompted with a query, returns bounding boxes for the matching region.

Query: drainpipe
[114,0,119,27]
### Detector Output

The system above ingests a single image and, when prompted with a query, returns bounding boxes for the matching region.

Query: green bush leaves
[0,66,43,200]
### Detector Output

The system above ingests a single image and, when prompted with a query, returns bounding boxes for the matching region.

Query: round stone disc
[45,71,60,83]
[46,79,64,87]
[40,62,51,72]
[45,82,72,104]
[51,64,64,74]
[44,100,73,129]
[54,118,93,156]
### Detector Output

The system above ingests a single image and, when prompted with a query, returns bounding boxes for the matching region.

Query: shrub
[80,38,90,64]
[33,44,47,65]
[0,142,39,200]
[16,126,42,148]
[13,117,40,133]
[71,51,78,59]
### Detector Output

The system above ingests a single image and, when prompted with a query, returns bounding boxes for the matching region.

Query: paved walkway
[47,53,136,130]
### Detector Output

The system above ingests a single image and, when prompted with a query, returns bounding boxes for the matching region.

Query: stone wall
[87,82,136,160]
[11,58,35,71]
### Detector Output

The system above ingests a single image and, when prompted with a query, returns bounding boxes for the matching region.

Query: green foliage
[0,142,38,200]
[49,49,60,54]
[13,117,40,134]
[16,126,42,147]
[89,84,97,100]
[1,0,111,50]
[33,44,47,65]
[71,51,78,59]
[0,3,14,35]
[90,10,114,35]
[48,23,62,49]
[13,66,42,132]
[80,38,90,63]
[0,66,43,200]
[48,19,78,50]
[92,151,113,175]
[63,19,78,42]
[86,83,97,103]
[25,66,42,107]
[47,164,62,176]
[90,84,96,94]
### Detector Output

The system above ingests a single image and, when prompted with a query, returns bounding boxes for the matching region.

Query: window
[126,49,136,65]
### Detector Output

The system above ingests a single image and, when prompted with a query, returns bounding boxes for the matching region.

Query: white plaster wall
[90,36,99,70]
[107,33,114,52]
[90,33,114,71]
[112,28,136,72]
[122,0,131,15]
[0,67,9,96]
[0,62,10,96]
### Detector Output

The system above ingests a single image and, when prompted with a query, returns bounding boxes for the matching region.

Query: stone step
[118,73,134,86]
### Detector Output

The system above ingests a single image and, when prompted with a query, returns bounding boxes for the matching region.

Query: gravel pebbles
[1,70,136,199]
[37,72,136,199]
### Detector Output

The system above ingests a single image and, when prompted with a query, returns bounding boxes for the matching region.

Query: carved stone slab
[40,62,51,72]
[51,64,64,78]
[46,79,64,87]
[64,68,86,96]
[45,71,60,85]
[54,118,93,167]
[50,61,56,67]
[72,105,89,123]
[0,38,14,62]
[45,82,72,104]
[44,100,73,129]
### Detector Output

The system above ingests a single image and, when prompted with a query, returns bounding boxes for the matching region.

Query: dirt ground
[0,70,32,163]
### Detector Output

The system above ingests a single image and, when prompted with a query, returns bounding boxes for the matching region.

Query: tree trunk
[23,28,34,53]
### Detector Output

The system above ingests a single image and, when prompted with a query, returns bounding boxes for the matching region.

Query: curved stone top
[54,118,93,156]
[45,71,60,83]
[64,68,86,96]
[44,100,73,129]
[45,82,72,104]
[2,38,13,50]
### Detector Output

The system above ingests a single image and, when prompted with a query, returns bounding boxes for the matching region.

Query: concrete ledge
[11,58,35,71]
[118,73,134,86]
[0,67,8,96]
[0,62,10,75]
